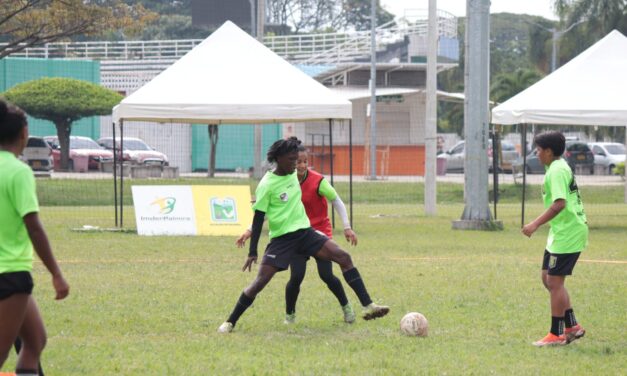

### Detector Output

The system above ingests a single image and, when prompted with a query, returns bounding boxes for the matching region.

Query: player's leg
[314,258,354,323]
[218,264,279,333]
[284,256,307,323]
[0,294,29,367]
[15,296,46,374]
[558,252,585,342]
[313,239,389,320]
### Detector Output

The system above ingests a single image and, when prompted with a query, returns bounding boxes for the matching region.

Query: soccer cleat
[217,321,234,333]
[284,313,296,324]
[342,303,356,324]
[362,303,390,320]
[532,333,567,347]
[565,324,586,343]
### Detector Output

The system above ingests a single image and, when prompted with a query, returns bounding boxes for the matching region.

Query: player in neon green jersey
[0,100,70,373]
[219,137,388,333]
[522,131,587,347]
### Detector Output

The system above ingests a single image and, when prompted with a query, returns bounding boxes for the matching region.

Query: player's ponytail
[267,136,302,163]
[0,100,27,144]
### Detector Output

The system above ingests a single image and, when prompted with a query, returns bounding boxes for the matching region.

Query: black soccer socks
[227,292,255,326]
[342,268,372,307]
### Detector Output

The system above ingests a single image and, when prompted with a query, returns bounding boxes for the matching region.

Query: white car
[20,136,53,171]
[588,142,626,174]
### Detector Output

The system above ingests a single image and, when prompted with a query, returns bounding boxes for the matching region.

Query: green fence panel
[0,58,101,140]
[192,124,282,172]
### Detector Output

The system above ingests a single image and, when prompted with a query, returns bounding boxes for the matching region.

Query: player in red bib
[237,144,358,324]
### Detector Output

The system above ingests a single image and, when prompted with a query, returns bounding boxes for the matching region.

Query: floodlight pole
[368,0,377,180]
[452,0,502,230]
[424,0,438,215]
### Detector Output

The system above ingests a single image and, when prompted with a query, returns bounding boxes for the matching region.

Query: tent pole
[329,119,335,228]
[113,122,118,227]
[120,120,124,228]
[349,119,353,228]
[624,125,627,203]
[521,124,528,227]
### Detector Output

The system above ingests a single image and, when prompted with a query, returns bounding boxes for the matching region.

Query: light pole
[528,19,585,72]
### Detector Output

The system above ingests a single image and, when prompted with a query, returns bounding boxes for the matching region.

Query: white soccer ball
[400,312,428,337]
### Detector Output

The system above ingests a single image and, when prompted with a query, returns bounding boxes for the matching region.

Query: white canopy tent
[111,21,353,227]
[491,30,627,213]
[491,30,627,126]
[113,21,351,123]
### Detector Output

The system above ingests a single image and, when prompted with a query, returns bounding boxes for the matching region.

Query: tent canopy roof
[113,21,352,124]
[491,30,627,126]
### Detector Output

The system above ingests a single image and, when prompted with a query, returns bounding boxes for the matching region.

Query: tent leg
[113,122,118,227]
[624,125,627,203]
[329,119,335,228]
[521,124,528,228]
[349,119,353,228]
[120,120,124,228]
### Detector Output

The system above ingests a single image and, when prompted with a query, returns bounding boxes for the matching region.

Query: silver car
[443,140,520,173]
[588,142,626,174]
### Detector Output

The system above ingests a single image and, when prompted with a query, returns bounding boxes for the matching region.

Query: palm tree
[554,0,627,34]
[490,69,543,104]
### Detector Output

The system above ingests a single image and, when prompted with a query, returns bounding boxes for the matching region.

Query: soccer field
[2,203,626,375]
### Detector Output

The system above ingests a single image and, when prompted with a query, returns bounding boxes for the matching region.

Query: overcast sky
[380,0,558,20]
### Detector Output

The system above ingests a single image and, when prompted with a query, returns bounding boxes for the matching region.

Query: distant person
[237,144,358,324]
[522,131,587,347]
[0,100,70,372]
[218,137,388,333]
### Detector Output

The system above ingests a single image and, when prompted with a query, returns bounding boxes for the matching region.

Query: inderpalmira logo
[150,197,176,215]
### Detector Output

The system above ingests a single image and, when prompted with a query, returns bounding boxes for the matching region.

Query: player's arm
[521,199,565,237]
[23,212,70,300]
[319,179,358,246]
[243,210,265,272]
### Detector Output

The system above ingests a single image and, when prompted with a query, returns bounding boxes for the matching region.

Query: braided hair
[0,100,27,145]
[267,136,302,163]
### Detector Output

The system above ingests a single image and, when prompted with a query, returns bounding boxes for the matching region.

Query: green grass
[36,177,626,206]
[2,203,626,374]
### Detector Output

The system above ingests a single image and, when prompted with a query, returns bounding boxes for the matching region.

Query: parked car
[588,142,626,174]
[564,141,594,174]
[515,141,595,174]
[44,136,113,171]
[19,136,53,171]
[442,140,520,173]
[97,137,169,166]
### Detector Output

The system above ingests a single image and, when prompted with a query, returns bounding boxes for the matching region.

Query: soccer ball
[400,312,428,337]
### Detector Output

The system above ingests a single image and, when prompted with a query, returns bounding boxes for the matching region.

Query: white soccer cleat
[217,321,234,333]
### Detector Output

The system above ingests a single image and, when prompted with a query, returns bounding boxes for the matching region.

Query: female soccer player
[236,144,358,324]
[522,131,587,347]
[219,137,388,333]
[0,100,70,373]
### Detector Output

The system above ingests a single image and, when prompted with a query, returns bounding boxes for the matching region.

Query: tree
[266,0,395,34]
[490,69,543,104]
[2,78,123,170]
[207,124,219,178]
[0,0,157,58]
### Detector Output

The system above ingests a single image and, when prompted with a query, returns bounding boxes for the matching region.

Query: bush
[616,162,625,179]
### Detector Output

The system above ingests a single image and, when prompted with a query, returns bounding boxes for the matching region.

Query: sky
[380,0,558,20]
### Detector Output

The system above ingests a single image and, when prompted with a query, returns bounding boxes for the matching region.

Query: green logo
[210,197,237,222]
[150,197,176,214]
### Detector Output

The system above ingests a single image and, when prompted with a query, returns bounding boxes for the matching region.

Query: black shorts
[262,228,329,270]
[0,271,34,300]
[542,250,580,276]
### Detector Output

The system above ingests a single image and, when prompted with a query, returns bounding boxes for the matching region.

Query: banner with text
[132,185,253,236]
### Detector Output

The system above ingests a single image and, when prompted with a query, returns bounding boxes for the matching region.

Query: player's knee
[335,250,352,267]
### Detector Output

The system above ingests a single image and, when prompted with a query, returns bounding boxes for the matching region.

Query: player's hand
[236,229,252,248]
[344,228,358,246]
[52,273,69,300]
[242,256,257,272]
[521,222,537,238]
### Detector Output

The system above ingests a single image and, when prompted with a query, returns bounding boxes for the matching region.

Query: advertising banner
[132,185,252,236]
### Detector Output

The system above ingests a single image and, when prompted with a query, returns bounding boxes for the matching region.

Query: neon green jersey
[542,158,588,254]
[0,151,39,273]
[317,178,337,201]
[252,171,310,239]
